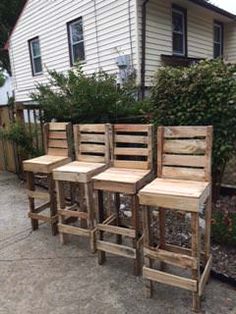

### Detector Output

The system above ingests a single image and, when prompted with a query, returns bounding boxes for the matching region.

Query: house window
[28,37,43,76]
[214,22,223,58]
[172,5,187,56]
[67,17,85,65]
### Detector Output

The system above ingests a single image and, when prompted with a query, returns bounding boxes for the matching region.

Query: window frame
[28,37,43,76]
[214,21,224,59]
[67,17,85,66]
[172,4,187,57]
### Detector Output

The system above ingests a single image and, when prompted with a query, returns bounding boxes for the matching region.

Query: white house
[0,72,13,105]
[5,0,236,101]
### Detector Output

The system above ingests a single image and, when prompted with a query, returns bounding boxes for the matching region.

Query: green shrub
[148,59,236,195]
[31,64,141,123]
[211,211,236,246]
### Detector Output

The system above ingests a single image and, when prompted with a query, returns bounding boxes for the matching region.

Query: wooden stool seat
[139,178,210,212]
[54,124,110,252]
[23,122,72,235]
[93,167,151,194]
[23,155,71,174]
[53,161,106,183]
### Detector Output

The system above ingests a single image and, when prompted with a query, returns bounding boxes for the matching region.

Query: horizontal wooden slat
[49,131,67,139]
[78,154,105,163]
[113,160,149,170]
[28,212,58,224]
[114,147,148,156]
[49,123,68,131]
[143,267,198,292]
[115,135,148,144]
[163,154,206,167]
[59,209,88,220]
[80,133,105,143]
[162,167,206,181]
[79,124,106,132]
[48,140,68,149]
[80,144,105,154]
[96,240,136,259]
[164,140,206,154]
[164,127,208,138]
[97,224,136,238]
[48,148,69,157]
[114,124,150,132]
[27,191,50,201]
[34,202,50,213]
[144,247,197,269]
[58,223,90,237]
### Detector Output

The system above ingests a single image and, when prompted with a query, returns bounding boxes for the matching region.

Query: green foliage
[0,0,27,73]
[211,211,236,246]
[0,122,41,157]
[31,64,141,123]
[148,59,236,190]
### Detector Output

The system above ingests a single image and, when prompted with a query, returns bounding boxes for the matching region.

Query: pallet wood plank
[80,133,105,143]
[49,132,67,139]
[199,255,212,296]
[115,134,148,144]
[143,267,198,292]
[48,139,68,149]
[96,240,136,259]
[58,223,90,237]
[164,139,206,154]
[163,154,206,167]
[114,147,148,156]
[162,167,205,181]
[164,126,208,138]
[27,191,50,201]
[97,224,136,238]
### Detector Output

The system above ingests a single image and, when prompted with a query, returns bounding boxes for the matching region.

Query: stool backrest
[112,124,154,170]
[44,122,72,157]
[74,124,110,163]
[157,126,213,182]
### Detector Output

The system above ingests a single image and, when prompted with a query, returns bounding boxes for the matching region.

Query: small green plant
[211,211,236,246]
[147,59,236,198]
[31,64,141,123]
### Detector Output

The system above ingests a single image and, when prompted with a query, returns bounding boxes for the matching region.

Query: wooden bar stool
[53,124,110,252]
[23,122,72,235]
[93,124,154,275]
[138,126,213,312]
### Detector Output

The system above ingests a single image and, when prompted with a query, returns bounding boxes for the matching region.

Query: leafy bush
[211,211,236,246]
[31,64,141,123]
[148,59,236,195]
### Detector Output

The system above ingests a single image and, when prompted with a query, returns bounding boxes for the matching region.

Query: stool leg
[131,195,141,276]
[56,181,66,244]
[115,193,122,244]
[48,174,57,236]
[26,171,38,231]
[97,190,106,264]
[159,208,166,270]
[192,212,201,312]
[143,205,153,298]
[84,182,95,253]
[205,192,212,263]
[79,183,87,229]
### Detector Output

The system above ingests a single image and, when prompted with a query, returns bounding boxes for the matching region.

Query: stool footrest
[27,190,50,201]
[34,202,50,213]
[97,224,136,238]
[143,266,198,292]
[28,212,58,224]
[199,255,212,296]
[58,223,91,237]
[96,240,136,259]
[144,247,198,269]
[59,209,88,220]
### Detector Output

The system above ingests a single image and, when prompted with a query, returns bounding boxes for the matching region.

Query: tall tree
[0,0,26,74]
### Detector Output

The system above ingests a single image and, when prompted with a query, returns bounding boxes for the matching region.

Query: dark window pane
[71,20,83,43]
[173,33,184,54]
[214,43,221,58]
[214,26,221,43]
[32,40,40,57]
[73,42,85,62]
[173,11,183,33]
[34,57,42,73]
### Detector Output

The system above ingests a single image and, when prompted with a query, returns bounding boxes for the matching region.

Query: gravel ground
[1,172,236,314]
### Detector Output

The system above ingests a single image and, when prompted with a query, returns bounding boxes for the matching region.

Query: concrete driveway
[0,172,235,314]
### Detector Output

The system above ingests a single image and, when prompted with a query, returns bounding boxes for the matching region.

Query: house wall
[225,22,236,63]
[137,0,234,86]
[9,0,138,102]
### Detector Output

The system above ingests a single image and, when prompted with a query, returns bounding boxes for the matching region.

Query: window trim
[172,4,187,57]
[67,17,85,66]
[28,37,43,76]
[214,21,224,59]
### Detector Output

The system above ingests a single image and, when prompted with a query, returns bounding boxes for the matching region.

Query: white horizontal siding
[225,22,236,63]
[137,0,235,86]
[10,0,137,102]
